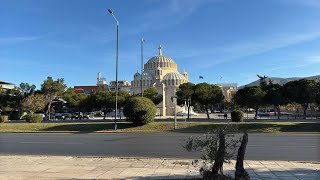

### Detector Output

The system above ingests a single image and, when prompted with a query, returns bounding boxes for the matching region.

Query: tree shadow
[42,123,134,134]
[167,122,320,133]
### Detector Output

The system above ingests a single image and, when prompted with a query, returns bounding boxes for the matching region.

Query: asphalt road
[0,133,319,161]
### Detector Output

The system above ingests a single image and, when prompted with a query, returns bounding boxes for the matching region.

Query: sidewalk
[0,155,319,180]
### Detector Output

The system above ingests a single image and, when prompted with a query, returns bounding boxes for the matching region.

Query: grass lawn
[0,121,319,133]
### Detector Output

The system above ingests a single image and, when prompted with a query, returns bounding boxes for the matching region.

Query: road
[0,133,319,161]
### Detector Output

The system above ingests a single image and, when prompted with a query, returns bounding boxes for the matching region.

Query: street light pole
[141,37,145,97]
[108,9,119,130]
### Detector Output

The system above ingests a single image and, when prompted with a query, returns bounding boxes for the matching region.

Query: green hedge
[231,110,244,122]
[26,114,43,123]
[123,97,156,126]
[0,115,9,123]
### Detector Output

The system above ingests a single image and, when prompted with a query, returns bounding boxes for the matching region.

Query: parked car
[257,111,270,116]
[213,110,220,113]
[61,113,72,120]
[107,110,124,117]
[84,112,94,119]
[72,112,83,119]
[54,113,65,120]
[176,111,198,116]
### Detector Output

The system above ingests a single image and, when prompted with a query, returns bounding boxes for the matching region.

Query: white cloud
[175,30,320,70]
[129,0,220,34]
[0,36,43,44]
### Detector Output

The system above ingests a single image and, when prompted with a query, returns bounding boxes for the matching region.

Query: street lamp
[141,37,145,97]
[108,8,119,130]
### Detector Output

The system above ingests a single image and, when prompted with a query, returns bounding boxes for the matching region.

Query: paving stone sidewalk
[0,155,319,180]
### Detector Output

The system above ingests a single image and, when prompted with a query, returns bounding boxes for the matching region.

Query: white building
[216,83,238,102]
[131,45,189,116]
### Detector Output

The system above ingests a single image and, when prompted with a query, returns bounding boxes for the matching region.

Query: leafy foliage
[0,89,22,114]
[19,82,36,97]
[25,114,43,123]
[21,94,47,113]
[0,115,9,123]
[143,87,163,105]
[231,110,244,122]
[184,125,240,179]
[283,79,317,119]
[234,86,265,119]
[263,83,285,119]
[63,88,87,111]
[123,97,156,126]
[194,83,224,119]
[41,77,67,118]
[176,82,195,119]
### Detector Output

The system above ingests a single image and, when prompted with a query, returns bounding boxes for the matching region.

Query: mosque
[131,45,189,116]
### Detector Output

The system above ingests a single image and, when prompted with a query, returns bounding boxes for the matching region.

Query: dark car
[61,113,72,120]
[72,112,83,119]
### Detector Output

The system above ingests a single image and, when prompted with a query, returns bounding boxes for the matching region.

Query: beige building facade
[131,45,188,116]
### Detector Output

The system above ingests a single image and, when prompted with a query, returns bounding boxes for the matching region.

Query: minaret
[97,72,101,81]
[158,45,162,55]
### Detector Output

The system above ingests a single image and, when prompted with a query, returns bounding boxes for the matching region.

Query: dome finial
[158,44,162,55]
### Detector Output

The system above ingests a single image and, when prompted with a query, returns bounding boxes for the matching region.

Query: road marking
[19,142,84,145]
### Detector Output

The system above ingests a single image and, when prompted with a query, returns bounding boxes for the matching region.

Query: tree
[94,90,113,119]
[263,83,285,119]
[21,94,47,113]
[184,125,240,179]
[123,97,156,126]
[143,87,163,105]
[234,86,265,119]
[0,89,22,114]
[19,82,36,97]
[41,77,66,119]
[63,88,87,115]
[193,83,224,119]
[176,82,195,119]
[316,81,320,107]
[283,79,317,119]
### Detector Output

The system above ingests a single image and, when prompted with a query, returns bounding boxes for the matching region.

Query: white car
[176,112,198,116]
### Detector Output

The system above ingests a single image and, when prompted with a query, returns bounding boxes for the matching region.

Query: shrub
[0,115,9,123]
[123,97,156,126]
[26,114,43,123]
[231,110,244,122]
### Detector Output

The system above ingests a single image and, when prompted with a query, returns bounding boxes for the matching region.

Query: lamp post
[172,97,177,130]
[141,37,145,97]
[107,9,119,130]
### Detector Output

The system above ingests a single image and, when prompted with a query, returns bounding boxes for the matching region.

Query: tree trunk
[206,105,210,119]
[47,101,52,120]
[277,105,281,120]
[187,105,190,120]
[303,104,308,119]
[235,133,249,180]
[254,106,258,119]
[274,105,277,116]
[211,131,225,175]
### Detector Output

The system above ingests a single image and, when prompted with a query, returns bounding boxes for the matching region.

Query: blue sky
[1,0,320,89]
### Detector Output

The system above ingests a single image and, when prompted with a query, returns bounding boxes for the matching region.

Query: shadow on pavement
[168,122,320,133]
[43,123,134,133]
